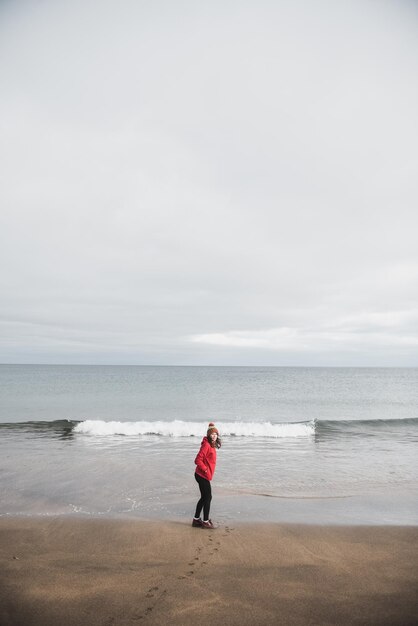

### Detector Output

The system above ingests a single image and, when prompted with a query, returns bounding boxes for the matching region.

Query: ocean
[1,365,417,525]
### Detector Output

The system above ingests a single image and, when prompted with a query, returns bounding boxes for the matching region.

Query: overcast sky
[1,0,418,366]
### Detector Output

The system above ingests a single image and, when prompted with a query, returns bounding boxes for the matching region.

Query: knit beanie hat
[207,422,219,437]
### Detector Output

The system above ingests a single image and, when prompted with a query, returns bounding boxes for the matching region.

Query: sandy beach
[1,518,417,626]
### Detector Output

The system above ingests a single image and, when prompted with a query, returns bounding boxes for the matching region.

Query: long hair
[208,435,221,449]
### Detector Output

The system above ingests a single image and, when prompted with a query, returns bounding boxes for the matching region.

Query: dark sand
[1,518,417,625]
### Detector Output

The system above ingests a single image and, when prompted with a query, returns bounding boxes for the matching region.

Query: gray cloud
[1,0,418,365]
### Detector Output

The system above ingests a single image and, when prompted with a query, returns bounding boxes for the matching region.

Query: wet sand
[1,517,417,625]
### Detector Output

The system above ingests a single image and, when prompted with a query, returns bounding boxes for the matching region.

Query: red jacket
[194,437,217,481]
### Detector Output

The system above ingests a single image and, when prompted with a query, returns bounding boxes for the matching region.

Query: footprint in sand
[180,530,225,579]
[135,606,153,621]
[145,585,159,598]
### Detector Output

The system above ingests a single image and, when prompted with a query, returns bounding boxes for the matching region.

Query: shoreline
[2,486,417,526]
[1,517,418,625]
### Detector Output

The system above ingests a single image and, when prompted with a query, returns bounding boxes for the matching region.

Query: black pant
[194,472,212,521]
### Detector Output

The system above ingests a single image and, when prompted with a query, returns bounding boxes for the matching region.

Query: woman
[192,422,221,529]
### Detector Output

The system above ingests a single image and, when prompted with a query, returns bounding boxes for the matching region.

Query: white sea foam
[73,419,315,438]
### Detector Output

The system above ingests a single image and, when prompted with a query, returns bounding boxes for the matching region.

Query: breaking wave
[73,419,315,438]
[1,417,417,440]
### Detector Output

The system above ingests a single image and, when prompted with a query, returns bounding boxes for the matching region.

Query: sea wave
[73,419,315,438]
[1,417,417,439]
